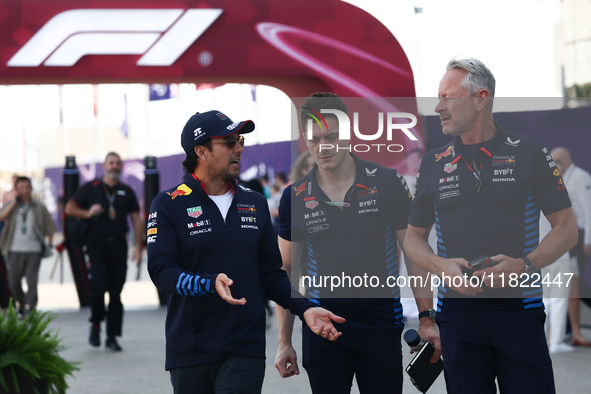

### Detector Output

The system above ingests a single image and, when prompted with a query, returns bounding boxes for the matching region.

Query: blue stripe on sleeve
[176,273,186,295]
[181,275,192,296]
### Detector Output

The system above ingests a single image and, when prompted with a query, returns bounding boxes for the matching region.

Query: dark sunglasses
[212,135,245,149]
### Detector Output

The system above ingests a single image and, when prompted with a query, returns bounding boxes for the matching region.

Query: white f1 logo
[7,9,223,67]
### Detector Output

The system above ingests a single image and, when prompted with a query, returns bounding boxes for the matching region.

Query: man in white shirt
[551,147,591,346]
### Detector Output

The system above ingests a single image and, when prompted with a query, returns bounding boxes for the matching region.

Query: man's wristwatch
[522,256,536,275]
[418,309,436,322]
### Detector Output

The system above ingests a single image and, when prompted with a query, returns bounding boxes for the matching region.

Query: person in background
[0,176,56,317]
[275,172,288,188]
[290,151,314,184]
[65,152,143,352]
[269,173,287,233]
[550,146,591,346]
[260,174,271,199]
[540,213,577,353]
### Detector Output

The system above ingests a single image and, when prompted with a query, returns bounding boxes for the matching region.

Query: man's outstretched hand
[303,307,345,341]
[215,274,247,305]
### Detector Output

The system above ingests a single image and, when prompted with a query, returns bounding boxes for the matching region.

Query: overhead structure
[0,0,424,168]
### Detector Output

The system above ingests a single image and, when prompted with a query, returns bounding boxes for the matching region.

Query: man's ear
[475,89,491,112]
[195,145,207,162]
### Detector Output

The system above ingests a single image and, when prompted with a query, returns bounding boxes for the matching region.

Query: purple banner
[43,141,293,231]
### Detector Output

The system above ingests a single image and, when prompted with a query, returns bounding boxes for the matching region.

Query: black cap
[181,110,255,153]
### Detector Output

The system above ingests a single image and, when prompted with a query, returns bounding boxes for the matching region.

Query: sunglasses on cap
[211,135,245,149]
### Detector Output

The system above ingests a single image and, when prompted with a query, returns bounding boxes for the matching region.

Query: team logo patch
[439,175,460,183]
[194,127,205,140]
[557,178,566,191]
[440,191,460,199]
[356,187,378,198]
[216,112,228,120]
[492,156,516,166]
[304,210,325,219]
[187,206,203,218]
[227,122,240,131]
[505,137,520,147]
[308,224,329,233]
[294,182,306,196]
[366,167,377,176]
[305,197,319,210]
[443,163,457,173]
[237,204,257,213]
[553,168,560,176]
[167,184,192,199]
[435,145,454,162]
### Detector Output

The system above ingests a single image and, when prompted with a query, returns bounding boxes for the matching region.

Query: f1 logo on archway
[7,8,222,67]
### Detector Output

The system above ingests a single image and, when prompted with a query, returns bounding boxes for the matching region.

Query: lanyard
[18,203,30,234]
[103,186,117,220]
[462,158,484,193]
[105,188,116,206]
[453,147,492,193]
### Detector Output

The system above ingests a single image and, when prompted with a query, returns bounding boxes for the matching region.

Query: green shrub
[0,302,80,394]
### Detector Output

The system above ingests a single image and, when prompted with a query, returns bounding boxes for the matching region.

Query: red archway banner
[0,1,414,94]
[0,0,424,165]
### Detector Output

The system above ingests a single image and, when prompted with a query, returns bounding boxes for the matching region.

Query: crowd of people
[1,56,591,394]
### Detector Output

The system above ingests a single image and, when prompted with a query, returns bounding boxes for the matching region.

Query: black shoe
[89,324,100,347]
[106,337,122,352]
[17,305,25,320]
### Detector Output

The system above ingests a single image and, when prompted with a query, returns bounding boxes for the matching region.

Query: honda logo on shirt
[7,8,223,67]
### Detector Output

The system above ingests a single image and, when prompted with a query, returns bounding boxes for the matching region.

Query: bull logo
[435,145,453,162]
[294,182,306,196]
[167,184,193,199]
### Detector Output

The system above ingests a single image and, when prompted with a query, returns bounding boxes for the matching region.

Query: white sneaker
[549,343,575,354]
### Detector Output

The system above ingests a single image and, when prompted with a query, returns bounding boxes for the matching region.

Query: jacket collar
[450,122,506,162]
[186,174,237,198]
[301,153,372,201]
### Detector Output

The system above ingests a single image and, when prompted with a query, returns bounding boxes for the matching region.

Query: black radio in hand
[468,255,497,270]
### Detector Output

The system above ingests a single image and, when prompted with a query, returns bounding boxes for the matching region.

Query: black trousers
[302,319,403,394]
[87,238,128,338]
[170,357,265,394]
[437,308,555,394]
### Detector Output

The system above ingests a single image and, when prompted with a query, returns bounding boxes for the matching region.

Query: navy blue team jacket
[147,174,314,370]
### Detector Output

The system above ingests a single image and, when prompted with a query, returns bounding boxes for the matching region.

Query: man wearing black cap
[147,110,345,394]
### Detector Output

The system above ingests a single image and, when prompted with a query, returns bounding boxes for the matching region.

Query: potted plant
[0,302,79,394]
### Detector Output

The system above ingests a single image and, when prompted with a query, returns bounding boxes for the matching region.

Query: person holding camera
[405,57,578,393]
[65,152,142,351]
[0,176,56,317]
